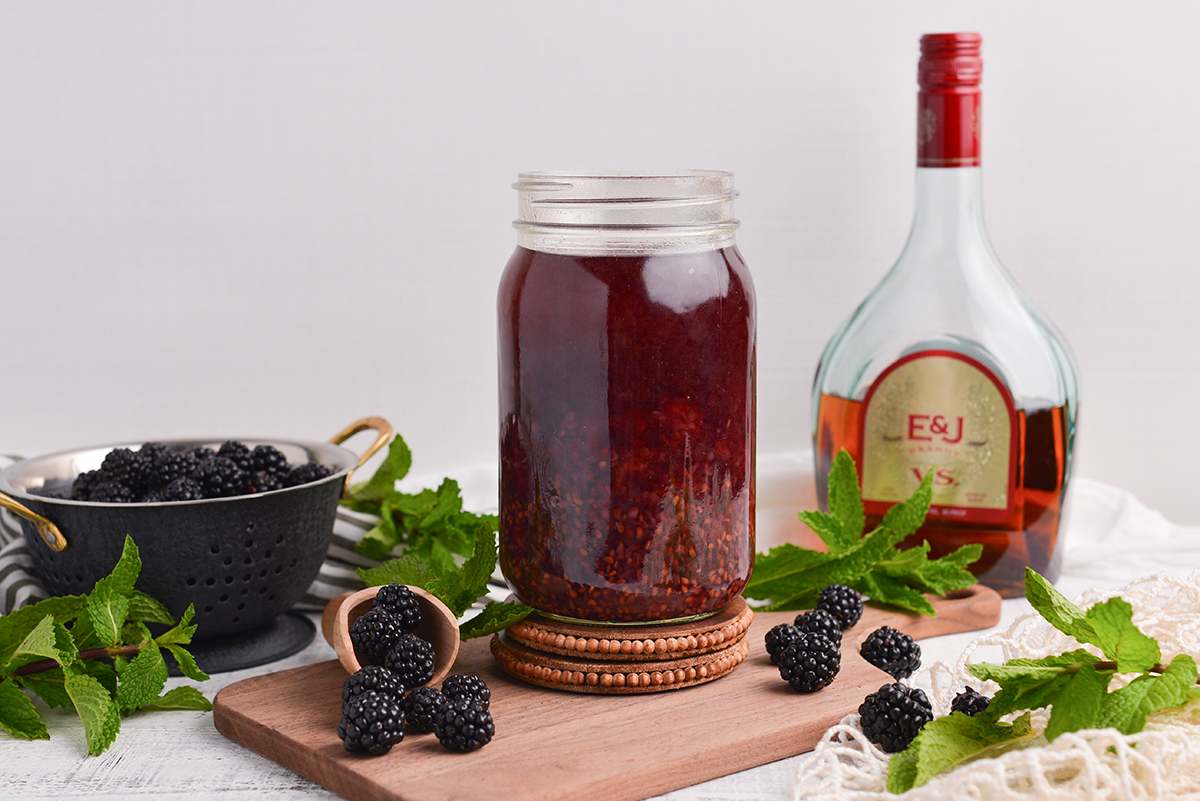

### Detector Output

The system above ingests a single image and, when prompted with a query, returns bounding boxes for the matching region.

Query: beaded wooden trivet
[504,596,754,662]
[490,597,753,694]
[490,630,750,694]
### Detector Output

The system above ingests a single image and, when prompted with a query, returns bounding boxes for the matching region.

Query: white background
[2,2,1197,523]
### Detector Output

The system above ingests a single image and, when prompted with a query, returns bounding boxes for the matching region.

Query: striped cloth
[0,457,504,618]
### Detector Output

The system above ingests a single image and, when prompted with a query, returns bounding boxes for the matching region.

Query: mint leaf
[891,543,983,596]
[154,604,198,648]
[887,711,1033,792]
[163,645,210,683]
[87,535,141,645]
[358,553,444,598]
[1081,597,1161,674]
[115,646,169,715]
[1101,653,1200,734]
[826,449,865,546]
[742,543,831,605]
[1044,661,1108,741]
[1023,567,1089,641]
[797,511,847,553]
[0,595,86,668]
[64,668,121,756]
[880,468,933,538]
[439,523,499,617]
[416,478,465,531]
[855,570,936,616]
[969,649,1097,718]
[125,591,175,626]
[1097,672,1157,734]
[460,601,532,640]
[3,616,78,673]
[15,668,73,709]
[356,504,401,561]
[349,433,412,502]
[1026,569,1160,673]
[1145,653,1198,713]
[144,686,212,711]
[76,660,119,699]
[886,742,921,794]
[749,525,906,611]
[0,677,49,741]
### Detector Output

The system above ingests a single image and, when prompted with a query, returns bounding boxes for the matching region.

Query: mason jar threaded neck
[513,170,740,256]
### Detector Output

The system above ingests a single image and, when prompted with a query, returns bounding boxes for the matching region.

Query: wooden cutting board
[213,585,1000,801]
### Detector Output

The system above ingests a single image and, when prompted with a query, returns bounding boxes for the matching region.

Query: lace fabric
[793,572,1200,800]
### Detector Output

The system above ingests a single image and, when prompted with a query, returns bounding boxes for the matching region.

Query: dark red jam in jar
[498,171,756,624]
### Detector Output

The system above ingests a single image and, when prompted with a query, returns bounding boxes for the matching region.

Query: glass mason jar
[497,171,756,624]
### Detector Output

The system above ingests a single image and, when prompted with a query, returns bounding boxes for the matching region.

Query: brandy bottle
[811,33,1078,597]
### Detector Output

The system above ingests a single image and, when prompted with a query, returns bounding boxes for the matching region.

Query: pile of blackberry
[65,440,334,503]
[348,584,435,686]
[337,670,495,755]
[336,585,495,757]
[765,584,865,693]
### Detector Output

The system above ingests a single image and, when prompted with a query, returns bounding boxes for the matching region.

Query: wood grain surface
[213,585,1000,801]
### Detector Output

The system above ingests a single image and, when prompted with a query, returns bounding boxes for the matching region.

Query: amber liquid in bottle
[815,393,1068,595]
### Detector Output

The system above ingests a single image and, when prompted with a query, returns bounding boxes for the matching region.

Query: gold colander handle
[0,491,68,552]
[328,417,394,497]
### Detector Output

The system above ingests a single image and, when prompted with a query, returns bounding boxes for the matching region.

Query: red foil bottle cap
[917,33,982,167]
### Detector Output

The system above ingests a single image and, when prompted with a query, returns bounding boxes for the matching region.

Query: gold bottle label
[859,351,1017,522]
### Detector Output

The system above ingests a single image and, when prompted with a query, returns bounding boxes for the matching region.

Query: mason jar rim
[512,169,739,255]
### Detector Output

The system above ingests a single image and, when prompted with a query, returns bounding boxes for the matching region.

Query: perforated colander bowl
[0,418,390,639]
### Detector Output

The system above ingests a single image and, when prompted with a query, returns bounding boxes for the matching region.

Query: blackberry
[950,686,991,717]
[860,626,921,679]
[858,682,933,753]
[764,623,804,665]
[817,584,863,630]
[89,481,136,503]
[69,470,102,501]
[287,462,334,487]
[777,632,841,693]
[442,674,490,708]
[187,446,215,463]
[373,584,422,633]
[251,444,289,478]
[337,690,405,755]
[138,441,169,460]
[403,686,445,734]
[190,456,244,498]
[216,441,254,472]
[161,477,204,502]
[342,665,406,709]
[793,608,844,647]
[349,607,407,666]
[149,449,199,490]
[99,447,155,496]
[243,469,283,494]
[383,633,437,688]
[433,697,495,752]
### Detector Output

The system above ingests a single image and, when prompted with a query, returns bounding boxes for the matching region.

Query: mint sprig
[0,535,211,755]
[345,434,531,639]
[744,449,982,615]
[886,567,1200,792]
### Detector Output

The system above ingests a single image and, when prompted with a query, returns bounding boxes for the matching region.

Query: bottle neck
[907,167,988,252]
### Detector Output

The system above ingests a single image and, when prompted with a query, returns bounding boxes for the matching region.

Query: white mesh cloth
[793,571,1200,800]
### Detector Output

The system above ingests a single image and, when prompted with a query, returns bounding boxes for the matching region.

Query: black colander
[0,418,390,641]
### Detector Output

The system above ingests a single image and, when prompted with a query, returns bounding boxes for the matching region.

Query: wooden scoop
[322,585,460,685]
